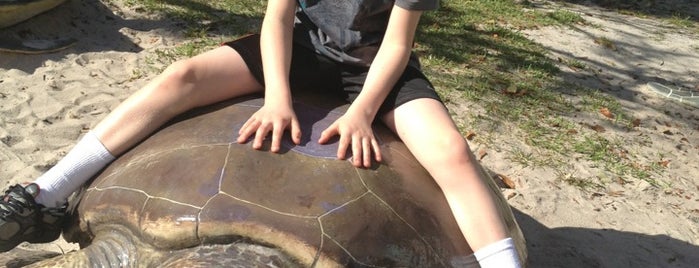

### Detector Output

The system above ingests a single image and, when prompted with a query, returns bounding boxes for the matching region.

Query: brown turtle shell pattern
[66,95,526,267]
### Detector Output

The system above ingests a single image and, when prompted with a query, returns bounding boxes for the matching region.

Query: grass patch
[593,36,617,50]
[546,9,586,25]
[416,0,664,189]
[556,0,699,34]
[667,13,695,28]
[121,0,265,63]
[560,57,587,70]
[556,170,605,192]
[126,0,668,191]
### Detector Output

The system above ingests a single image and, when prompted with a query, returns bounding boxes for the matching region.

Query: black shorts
[223,34,442,116]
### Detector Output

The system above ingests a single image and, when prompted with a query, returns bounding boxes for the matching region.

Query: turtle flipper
[0,36,75,54]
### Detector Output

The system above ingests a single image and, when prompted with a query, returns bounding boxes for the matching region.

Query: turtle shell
[65,94,526,267]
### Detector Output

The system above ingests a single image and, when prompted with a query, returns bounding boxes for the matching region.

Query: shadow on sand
[552,0,699,21]
[418,0,698,140]
[0,0,261,72]
[513,207,699,267]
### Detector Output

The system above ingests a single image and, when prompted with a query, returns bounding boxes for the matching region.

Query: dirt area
[486,0,699,267]
[0,0,697,267]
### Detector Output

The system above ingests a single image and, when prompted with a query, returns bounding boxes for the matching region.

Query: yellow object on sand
[0,0,68,28]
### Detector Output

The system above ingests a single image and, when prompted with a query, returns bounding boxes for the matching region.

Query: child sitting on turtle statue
[1,1,522,267]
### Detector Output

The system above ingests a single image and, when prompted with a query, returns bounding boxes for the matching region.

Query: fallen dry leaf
[582,122,606,132]
[465,131,476,140]
[658,160,671,168]
[607,191,625,197]
[497,174,516,189]
[591,124,606,132]
[632,118,641,127]
[616,149,628,159]
[600,107,614,119]
[616,177,630,185]
[477,148,488,160]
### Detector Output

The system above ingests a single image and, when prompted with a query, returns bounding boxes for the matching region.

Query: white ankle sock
[34,132,115,207]
[473,237,521,268]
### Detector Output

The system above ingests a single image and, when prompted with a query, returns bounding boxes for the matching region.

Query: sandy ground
[510,1,699,267]
[0,0,698,267]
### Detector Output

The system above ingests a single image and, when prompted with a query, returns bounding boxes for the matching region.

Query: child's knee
[149,59,200,101]
[161,60,198,87]
[439,132,473,157]
[422,132,475,168]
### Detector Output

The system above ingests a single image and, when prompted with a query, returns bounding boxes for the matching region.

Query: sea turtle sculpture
[27,94,527,267]
[0,0,74,54]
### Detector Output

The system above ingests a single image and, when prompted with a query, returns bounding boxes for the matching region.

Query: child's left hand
[318,111,382,168]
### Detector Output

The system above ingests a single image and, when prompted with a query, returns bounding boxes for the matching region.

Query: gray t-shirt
[294,0,439,67]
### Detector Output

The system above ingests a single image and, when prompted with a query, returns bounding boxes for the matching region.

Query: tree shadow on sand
[0,0,261,72]
[418,1,698,138]
[551,0,699,22]
[527,1,699,136]
[513,207,699,267]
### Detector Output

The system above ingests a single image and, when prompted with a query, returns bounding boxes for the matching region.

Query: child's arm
[319,6,423,167]
[237,0,301,152]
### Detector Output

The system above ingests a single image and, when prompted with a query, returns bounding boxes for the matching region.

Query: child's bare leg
[95,46,263,155]
[382,98,520,266]
[35,46,263,206]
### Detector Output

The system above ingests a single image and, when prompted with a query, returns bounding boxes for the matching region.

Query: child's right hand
[237,103,301,152]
